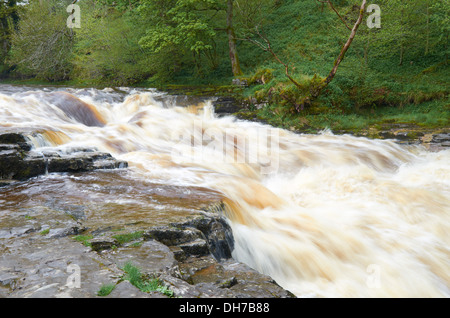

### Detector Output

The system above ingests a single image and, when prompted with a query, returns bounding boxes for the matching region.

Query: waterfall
[0,85,448,297]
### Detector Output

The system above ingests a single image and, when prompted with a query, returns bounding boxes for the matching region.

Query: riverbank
[144,83,450,149]
[1,80,449,148]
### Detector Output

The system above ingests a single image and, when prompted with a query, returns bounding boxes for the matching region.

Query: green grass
[73,234,94,247]
[96,262,174,297]
[130,241,143,247]
[233,0,449,133]
[97,284,116,297]
[39,229,50,236]
[112,231,144,245]
[250,98,449,134]
[373,100,450,128]
[121,262,174,297]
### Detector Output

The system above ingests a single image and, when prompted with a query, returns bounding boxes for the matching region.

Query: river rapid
[0,85,449,298]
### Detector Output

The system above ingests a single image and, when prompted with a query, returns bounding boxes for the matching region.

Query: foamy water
[1,85,448,297]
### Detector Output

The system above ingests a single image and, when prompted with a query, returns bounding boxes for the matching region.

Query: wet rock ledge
[0,130,128,185]
[0,130,294,298]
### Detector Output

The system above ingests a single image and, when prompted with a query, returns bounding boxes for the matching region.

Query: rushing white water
[1,85,449,297]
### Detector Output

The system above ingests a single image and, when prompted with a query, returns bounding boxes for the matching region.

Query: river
[0,85,449,297]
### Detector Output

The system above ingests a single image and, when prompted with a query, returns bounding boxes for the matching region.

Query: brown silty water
[0,85,449,297]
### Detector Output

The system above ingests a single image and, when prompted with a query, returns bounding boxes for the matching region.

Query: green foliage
[245,68,274,85]
[254,98,449,134]
[2,0,448,129]
[138,0,218,54]
[431,0,450,39]
[97,0,141,12]
[39,228,50,236]
[357,0,447,65]
[112,231,143,245]
[121,262,174,297]
[0,0,19,75]
[121,262,142,287]
[137,0,228,79]
[8,0,74,81]
[72,1,151,85]
[239,0,449,116]
[97,283,116,297]
[73,234,94,247]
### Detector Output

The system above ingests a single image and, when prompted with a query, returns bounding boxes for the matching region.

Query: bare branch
[323,0,367,86]
[246,26,303,90]
[316,0,352,30]
[240,0,368,108]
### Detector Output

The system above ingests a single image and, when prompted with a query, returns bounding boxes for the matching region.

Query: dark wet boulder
[0,130,128,184]
[0,133,33,151]
[431,133,450,147]
[212,97,241,115]
[0,149,46,180]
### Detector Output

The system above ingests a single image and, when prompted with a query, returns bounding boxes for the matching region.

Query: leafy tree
[0,0,19,73]
[244,0,368,109]
[97,0,141,12]
[361,0,449,66]
[72,0,151,85]
[429,0,449,61]
[137,0,221,75]
[8,0,74,80]
[137,0,269,77]
[2,0,447,98]
[226,0,242,76]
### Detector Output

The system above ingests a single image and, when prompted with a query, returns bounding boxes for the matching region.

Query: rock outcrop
[0,130,128,183]
[212,97,242,116]
[0,179,294,298]
[0,131,294,298]
[431,133,450,147]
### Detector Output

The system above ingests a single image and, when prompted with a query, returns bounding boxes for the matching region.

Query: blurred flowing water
[0,84,448,297]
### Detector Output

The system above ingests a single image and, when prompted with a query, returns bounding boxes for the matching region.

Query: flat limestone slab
[0,169,294,298]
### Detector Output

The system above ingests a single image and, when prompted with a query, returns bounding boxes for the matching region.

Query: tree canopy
[1,0,448,116]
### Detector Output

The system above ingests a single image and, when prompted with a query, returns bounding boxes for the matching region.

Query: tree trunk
[227,0,242,77]
[446,34,449,65]
[425,2,430,56]
[0,19,5,58]
[364,29,371,66]
[248,0,367,109]
[322,0,367,87]
[399,44,404,66]
[399,6,404,66]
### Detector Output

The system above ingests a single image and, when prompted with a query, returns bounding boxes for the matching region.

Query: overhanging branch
[322,0,367,87]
